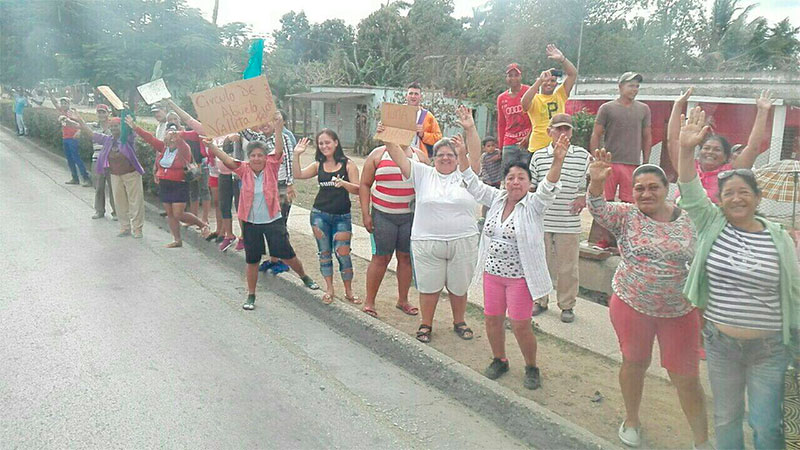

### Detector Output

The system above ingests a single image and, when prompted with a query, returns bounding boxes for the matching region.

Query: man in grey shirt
[90,104,116,220]
[589,72,651,249]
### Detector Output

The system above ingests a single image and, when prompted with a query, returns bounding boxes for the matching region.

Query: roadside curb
[11,126,619,449]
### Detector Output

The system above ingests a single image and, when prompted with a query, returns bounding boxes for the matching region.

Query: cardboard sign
[97,86,124,110]
[137,78,171,105]
[374,103,418,146]
[190,76,276,138]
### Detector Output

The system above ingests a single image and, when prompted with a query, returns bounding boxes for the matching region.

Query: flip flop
[362,307,378,318]
[344,295,362,305]
[395,303,419,316]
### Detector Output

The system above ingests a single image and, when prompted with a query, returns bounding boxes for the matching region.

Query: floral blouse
[588,195,696,317]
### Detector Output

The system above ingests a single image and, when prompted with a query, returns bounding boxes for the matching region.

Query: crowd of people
[10,42,800,449]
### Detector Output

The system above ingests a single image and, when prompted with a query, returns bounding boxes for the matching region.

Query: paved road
[0,129,525,449]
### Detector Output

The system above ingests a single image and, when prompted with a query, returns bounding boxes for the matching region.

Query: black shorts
[242,220,296,264]
[371,209,413,256]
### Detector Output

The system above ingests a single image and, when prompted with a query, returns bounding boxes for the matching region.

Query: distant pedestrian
[47,91,92,186]
[496,64,531,169]
[89,104,116,220]
[13,88,28,135]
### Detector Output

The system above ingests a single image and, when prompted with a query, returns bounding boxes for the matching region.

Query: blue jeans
[702,321,789,450]
[309,208,353,280]
[63,138,89,181]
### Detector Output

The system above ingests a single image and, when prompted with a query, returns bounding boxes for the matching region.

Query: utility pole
[212,0,220,25]
[575,20,584,95]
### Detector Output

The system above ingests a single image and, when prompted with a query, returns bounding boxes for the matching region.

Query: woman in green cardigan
[677,106,800,450]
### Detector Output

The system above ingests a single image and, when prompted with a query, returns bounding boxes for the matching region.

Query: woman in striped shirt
[678,106,800,450]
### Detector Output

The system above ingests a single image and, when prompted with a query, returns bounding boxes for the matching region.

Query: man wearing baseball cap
[151,103,168,141]
[497,63,532,169]
[589,72,652,249]
[90,104,117,220]
[521,44,578,159]
[529,114,590,323]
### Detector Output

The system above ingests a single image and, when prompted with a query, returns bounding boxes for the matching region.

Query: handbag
[785,363,800,449]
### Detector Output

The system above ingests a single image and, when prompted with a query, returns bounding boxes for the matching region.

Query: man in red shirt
[47,91,92,186]
[497,63,532,169]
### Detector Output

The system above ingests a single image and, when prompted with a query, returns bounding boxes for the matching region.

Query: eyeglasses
[718,168,755,180]
[435,153,456,159]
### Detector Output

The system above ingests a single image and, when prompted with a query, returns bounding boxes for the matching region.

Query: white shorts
[411,235,479,296]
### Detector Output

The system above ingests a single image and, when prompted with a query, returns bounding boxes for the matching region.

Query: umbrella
[755,160,800,229]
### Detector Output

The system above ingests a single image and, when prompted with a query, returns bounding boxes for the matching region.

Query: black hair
[407,82,422,91]
[482,136,497,147]
[315,128,347,163]
[503,162,532,180]
[246,141,268,156]
[702,134,732,158]
[632,164,668,187]
[717,171,761,198]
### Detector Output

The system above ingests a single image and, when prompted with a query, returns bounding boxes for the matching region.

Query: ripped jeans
[310,208,353,280]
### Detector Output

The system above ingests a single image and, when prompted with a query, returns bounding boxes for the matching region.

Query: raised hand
[272,111,284,130]
[679,106,711,150]
[124,115,135,129]
[588,148,613,183]
[545,44,565,62]
[376,122,386,134]
[756,90,774,111]
[538,70,551,82]
[451,134,466,157]
[454,105,475,130]
[294,137,310,156]
[676,87,694,105]
[552,133,569,160]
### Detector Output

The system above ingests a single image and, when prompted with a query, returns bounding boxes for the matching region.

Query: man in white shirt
[529,114,590,323]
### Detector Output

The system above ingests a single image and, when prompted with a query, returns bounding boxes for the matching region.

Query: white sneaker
[618,421,641,447]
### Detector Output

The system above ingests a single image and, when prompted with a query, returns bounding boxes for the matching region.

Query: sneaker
[65,179,80,185]
[235,239,244,251]
[532,304,548,316]
[214,235,225,243]
[593,239,612,251]
[270,261,290,275]
[111,213,118,221]
[159,211,168,217]
[82,179,93,187]
[242,295,256,310]
[117,230,131,237]
[204,232,219,242]
[219,237,235,252]
[523,366,541,390]
[484,358,509,380]
[132,232,143,239]
[91,213,104,219]
[258,260,275,272]
[560,309,575,323]
[618,421,641,447]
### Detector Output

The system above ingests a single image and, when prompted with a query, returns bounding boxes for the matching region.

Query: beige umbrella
[755,160,800,228]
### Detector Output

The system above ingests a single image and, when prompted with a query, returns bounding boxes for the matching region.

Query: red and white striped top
[371,148,418,214]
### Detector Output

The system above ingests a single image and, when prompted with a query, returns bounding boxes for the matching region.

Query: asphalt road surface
[0,128,525,449]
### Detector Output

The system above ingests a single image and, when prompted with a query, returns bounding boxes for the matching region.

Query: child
[478,136,502,219]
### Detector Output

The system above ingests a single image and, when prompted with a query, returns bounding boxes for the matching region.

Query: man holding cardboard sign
[406,82,442,157]
[190,76,276,138]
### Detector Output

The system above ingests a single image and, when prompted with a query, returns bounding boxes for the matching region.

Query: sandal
[362,306,378,318]
[301,276,320,290]
[453,322,474,340]
[416,325,432,343]
[344,294,362,305]
[322,293,334,305]
[200,225,211,238]
[165,241,182,248]
[395,302,419,316]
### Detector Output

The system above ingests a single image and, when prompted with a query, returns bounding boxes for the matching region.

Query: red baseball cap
[505,63,522,74]
[96,104,110,112]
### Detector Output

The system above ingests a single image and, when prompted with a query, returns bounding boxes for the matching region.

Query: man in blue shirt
[13,89,28,136]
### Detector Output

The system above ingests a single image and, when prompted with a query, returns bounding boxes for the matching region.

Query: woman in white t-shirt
[381,121,479,344]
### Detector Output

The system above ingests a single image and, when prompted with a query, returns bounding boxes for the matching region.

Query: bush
[571,109,596,151]
[1,100,159,194]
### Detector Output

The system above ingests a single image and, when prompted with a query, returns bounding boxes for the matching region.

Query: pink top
[695,160,733,203]
[496,86,532,147]
[233,157,283,222]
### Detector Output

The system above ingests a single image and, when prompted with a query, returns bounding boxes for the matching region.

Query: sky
[185,0,799,38]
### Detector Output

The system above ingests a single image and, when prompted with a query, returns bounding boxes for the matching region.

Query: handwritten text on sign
[191,76,276,138]
[374,103,418,146]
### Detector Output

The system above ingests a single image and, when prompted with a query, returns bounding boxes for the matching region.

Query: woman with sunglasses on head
[667,89,774,202]
[678,106,800,450]
[587,148,709,448]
